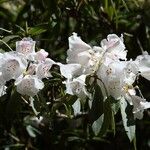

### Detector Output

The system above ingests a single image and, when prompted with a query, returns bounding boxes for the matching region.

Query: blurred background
[0,0,150,149]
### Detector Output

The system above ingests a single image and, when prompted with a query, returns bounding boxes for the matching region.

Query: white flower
[0,72,6,86]
[16,37,35,55]
[15,75,44,97]
[97,60,126,99]
[67,33,91,70]
[0,52,27,81]
[57,63,81,79]
[101,34,127,60]
[135,51,150,80]
[131,95,150,113]
[36,58,55,79]
[98,57,139,99]
[0,85,6,97]
[127,92,150,119]
[35,49,48,62]
[63,75,89,99]
[68,32,91,57]
[67,33,103,74]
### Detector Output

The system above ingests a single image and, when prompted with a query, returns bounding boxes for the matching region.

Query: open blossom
[67,33,103,74]
[135,51,150,80]
[0,72,5,86]
[68,32,91,56]
[0,86,6,97]
[57,63,81,79]
[0,52,27,81]
[15,75,44,97]
[35,49,48,62]
[16,37,35,55]
[126,90,150,119]
[36,58,55,79]
[101,34,127,60]
[63,75,89,99]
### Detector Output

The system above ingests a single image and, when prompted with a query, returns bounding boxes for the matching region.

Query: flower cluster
[0,38,55,97]
[63,33,150,119]
[0,33,150,121]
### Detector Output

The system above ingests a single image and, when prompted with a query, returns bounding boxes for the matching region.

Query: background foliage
[0,0,150,149]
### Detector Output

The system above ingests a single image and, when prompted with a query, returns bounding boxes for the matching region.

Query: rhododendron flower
[0,85,6,97]
[67,33,103,74]
[57,63,81,79]
[36,58,55,79]
[0,52,27,81]
[133,96,150,114]
[63,75,89,99]
[35,49,48,62]
[15,75,44,97]
[16,37,35,55]
[135,51,150,80]
[68,32,91,56]
[126,92,150,119]
[101,34,127,60]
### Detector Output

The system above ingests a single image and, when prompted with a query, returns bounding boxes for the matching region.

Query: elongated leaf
[92,114,104,136]
[99,97,113,136]
[72,98,81,115]
[28,26,47,36]
[108,96,120,115]
[2,35,19,43]
[26,125,41,138]
[120,98,135,142]
[89,83,104,123]
[6,89,22,125]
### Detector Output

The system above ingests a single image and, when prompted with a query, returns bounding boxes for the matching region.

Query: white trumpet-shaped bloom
[135,51,150,80]
[15,75,44,97]
[67,33,103,74]
[63,75,89,99]
[36,58,55,79]
[101,34,127,60]
[58,63,81,79]
[16,37,35,55]
[35,49,48,62]
[0,52,27,81]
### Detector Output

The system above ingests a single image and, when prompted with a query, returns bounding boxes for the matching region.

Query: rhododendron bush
[0,32,150,148]
[1,0,150,149]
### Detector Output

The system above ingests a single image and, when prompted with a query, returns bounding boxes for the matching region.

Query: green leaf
[5,89,22,125]
[67,136,82,142]
[28,26,47,36]
[88,83,104,123]
[26,125,41,138]
[0,94,7,124]
[2,35,19,43]
[108,96,120,115]
[92,114,104,136]
[72,98,81,115]
[99,97,113,136]
[120,98,135,142]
